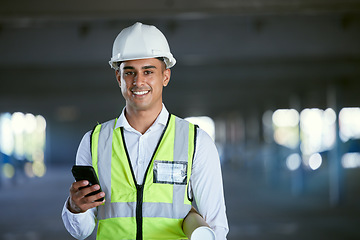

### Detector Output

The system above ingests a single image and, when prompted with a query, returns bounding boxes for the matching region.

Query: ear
[163,69,171,87]
[115,70,121,87]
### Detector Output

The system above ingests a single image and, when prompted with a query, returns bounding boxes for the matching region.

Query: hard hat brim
[109,55,176,70]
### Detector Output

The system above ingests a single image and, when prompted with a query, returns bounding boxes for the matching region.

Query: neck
[125,104,163,134]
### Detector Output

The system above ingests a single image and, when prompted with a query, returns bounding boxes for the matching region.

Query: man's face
[116,58,170,113]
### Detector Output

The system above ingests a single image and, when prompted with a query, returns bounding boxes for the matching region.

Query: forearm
[62,131,97,239]
[62,198,97,239]
[193,172,228,240]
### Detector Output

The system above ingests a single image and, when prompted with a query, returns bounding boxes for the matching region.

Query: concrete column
[290,95,305,196]
[327,85,344,206]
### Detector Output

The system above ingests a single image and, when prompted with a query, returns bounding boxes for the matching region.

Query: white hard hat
[109,22,176,70]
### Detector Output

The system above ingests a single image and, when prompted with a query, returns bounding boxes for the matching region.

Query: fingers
[71,180,89,191]
[68,181,105,213]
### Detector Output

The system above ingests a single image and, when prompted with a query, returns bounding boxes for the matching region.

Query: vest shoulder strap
[90,119,117,158]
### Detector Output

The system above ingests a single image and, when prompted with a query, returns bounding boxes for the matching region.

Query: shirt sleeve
[61,131,98,239]
[191,128,229,240]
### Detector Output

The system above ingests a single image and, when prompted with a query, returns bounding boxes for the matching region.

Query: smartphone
[71,165,104,202]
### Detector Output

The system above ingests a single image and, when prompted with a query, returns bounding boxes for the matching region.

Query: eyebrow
[123,65,157,70]
[143,65,157,70]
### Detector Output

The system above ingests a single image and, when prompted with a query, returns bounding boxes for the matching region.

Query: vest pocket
[97,217,137,239]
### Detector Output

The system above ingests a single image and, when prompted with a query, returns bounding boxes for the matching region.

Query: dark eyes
[124,71,152,76]
[124,71,134,76]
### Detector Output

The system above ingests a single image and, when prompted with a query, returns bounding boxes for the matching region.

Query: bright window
[0,112,47,178]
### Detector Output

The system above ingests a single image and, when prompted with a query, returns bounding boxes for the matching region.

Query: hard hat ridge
[109,22,176,70]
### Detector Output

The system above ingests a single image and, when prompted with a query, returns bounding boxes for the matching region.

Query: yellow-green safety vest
[91,114,197,240]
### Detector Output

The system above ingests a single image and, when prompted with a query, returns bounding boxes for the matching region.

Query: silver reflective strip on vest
[99,203,190,220]
[100,202,136,219]
[143,202,189,219]
[96,119,116,220]
[174,117,189,163]
[172,117,191,218]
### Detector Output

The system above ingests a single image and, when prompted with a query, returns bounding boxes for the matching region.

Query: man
[62,22,228,240]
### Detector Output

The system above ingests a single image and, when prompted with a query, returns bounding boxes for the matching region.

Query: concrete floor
[0,164,359,240]
[223,164,360,240]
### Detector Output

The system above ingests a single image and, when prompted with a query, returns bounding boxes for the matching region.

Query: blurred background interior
[1,0,360,239]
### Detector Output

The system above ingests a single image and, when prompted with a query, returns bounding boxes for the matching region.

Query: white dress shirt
[62,105,229,239]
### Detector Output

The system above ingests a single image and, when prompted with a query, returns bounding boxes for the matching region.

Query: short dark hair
[156,57,165,62]
[115,62,121,70]
[156,57,166,70]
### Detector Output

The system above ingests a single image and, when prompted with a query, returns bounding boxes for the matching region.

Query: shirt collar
[115,104,169,133]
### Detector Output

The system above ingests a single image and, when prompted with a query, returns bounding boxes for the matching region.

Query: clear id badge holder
[153,160,187,185]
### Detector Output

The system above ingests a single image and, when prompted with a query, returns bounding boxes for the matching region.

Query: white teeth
[133,90,149,95]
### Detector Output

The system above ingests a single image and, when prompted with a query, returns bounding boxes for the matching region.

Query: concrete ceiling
[1,0,360,18]
[1,1,360,163]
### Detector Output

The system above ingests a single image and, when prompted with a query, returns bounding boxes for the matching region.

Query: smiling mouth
[132,90,150,96]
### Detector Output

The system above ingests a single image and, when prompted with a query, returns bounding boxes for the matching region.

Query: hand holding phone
[71,165,104,202]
